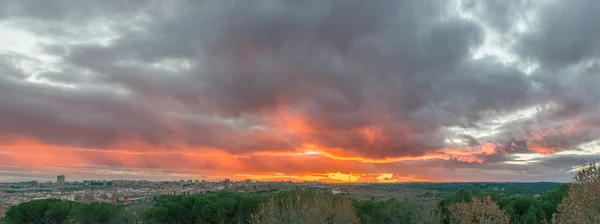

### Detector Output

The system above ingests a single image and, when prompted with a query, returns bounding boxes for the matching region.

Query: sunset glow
[0,0,599,183]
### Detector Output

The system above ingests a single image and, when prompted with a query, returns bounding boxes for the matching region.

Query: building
[57,175,65,186]
[222,178,231,189]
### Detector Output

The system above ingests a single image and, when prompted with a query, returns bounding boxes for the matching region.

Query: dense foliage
[353,198,427,224]
[144,192,268,224]
[4,199,135,224]
[366,182,563,197]
[435,185,569,224]
[497,195,546,224]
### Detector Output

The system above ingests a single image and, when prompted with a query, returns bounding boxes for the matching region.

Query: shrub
[250,189,359,224]
[449,196,509,224]
[553,161,600,224]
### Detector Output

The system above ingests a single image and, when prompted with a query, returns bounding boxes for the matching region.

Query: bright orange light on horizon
[327,172,361,182]
[376,173,397,182]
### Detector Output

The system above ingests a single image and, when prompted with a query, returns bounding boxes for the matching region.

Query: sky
[0,0,599,183]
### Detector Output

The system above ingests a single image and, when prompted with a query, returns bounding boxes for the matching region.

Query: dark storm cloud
[0,0,598,168]
[460,0,600,146]
[517,0,600,67]
[0,71,297,152]
[0,73,169,149]
[0,0,144,21]
[49,0,538,158]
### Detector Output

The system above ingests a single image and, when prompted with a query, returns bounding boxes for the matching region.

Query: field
[347,182,562,201]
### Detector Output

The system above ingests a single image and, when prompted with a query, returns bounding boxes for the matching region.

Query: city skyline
[1,0,599,183]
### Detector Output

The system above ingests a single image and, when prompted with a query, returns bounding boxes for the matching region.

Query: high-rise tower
[57,175,65,186]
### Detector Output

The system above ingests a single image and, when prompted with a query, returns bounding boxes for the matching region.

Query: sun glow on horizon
[304,149,320,155]
[327,172,361,182]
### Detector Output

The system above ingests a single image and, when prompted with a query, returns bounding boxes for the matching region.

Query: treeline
[403,182,563,196]
[436,185,569,224]
[144,192,268,223]
[2,199,137,224]
[4,162,600,224]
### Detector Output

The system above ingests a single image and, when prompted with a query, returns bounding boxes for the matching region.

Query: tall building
[57,175,65,186]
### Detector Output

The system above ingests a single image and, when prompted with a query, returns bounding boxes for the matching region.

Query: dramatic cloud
[0,0,598,182]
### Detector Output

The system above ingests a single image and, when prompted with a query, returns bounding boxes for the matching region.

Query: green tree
[5,199,75,224]
[4,199,130,224]
[537,184,568,222]
[144,195,197,224]
[497,195,546,224]
[66,202,131,224]
[144,192,267,224]
[354,198,427,224]
[44,200,73,224]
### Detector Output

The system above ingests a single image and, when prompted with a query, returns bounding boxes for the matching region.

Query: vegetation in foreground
[3,161,600,224]
[2,199,136,224]
[250,189,359,224]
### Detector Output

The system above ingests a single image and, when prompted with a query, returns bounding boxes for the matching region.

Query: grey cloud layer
[0,0,599,170]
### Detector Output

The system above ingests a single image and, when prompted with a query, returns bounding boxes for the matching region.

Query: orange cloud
[0,138,428,182]
[0,111,587,183]
[438,144,499,163]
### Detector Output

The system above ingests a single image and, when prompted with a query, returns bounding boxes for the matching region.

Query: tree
[4,199,132,224]
[66,202,132,224]
[449,196,510,224]
[553,161,600,224]
[354,198,427,224]
[5,199,74,224]
[538,184,568,222]
[497,195,546,224]
[44,200,73,224]
[250,189,360,224]
[437,188,500,224]
[143,192,267,224]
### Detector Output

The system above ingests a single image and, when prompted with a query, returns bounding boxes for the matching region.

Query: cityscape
[0,175,353,219]
[1,174,568,221]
